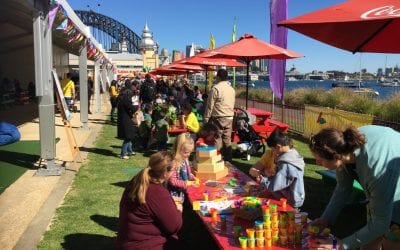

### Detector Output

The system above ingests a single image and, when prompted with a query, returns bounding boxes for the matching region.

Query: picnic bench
[316,169,365,203]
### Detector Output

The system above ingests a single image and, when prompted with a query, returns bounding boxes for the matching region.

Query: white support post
[79,45,89,130]
[94,60,101,113]
[34,11,63,176]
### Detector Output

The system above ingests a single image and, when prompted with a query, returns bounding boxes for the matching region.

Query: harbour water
[249,80,400,100]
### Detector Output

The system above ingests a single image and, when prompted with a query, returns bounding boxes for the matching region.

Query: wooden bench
[316,169,366,203]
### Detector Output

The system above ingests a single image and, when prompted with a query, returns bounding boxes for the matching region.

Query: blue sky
[67,0,399,74]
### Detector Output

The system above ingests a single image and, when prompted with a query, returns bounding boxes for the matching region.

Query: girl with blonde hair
[169,133,197,189]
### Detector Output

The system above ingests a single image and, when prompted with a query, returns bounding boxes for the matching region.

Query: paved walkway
[0,100,110,250]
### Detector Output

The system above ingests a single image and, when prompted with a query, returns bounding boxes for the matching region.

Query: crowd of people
[112,69,234,160]
[112,69,399,250]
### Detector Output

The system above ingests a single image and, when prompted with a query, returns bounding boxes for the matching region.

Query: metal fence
[236,98,305,134]
[236,98,400,134]
[372,116,400,132]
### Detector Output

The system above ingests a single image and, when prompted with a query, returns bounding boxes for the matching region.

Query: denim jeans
[65,97,72,111]
[121,139,133,157]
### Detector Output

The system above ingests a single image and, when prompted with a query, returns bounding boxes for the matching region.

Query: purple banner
[269,0,288,100]
[48,4,60,31]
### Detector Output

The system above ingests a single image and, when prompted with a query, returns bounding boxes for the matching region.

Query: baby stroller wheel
[246,154,251,161]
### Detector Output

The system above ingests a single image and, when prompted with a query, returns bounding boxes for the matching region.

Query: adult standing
[203,69,235,162]
[140,74,155,107]
[60,73,75,111]
[110,80,119,122]
[87,77,94,114]
[117,80,136,159]
[309,125,400,250]
[116,151,184,250]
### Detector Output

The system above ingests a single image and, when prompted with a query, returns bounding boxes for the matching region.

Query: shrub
[284,88,325,106]
[324,88,351,108]
[379,93,400,120]
[235,87,400,120]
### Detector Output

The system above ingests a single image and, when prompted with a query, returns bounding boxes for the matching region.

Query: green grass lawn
[37,122,366,249]
[0,140,40,194]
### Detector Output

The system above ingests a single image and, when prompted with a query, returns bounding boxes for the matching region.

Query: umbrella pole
[272,93,275,115]
[204,66,208,93]
[246,61,250,110]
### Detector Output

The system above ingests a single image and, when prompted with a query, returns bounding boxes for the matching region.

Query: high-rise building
[185,43,203,57]
[172,50,182,62]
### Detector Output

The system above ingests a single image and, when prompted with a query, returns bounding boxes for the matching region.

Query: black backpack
[141,81,155,102]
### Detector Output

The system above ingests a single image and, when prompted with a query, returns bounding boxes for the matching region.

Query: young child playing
[181,103,199,134]
[251,129,305,208]
[196,123,219,147]
[138,104,153,150]
[249,149,277,178]
[168,133,197,189]
[154,111,169,150]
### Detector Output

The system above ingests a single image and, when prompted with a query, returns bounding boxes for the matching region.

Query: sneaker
[128,152,136,156]
[121,155,129,160]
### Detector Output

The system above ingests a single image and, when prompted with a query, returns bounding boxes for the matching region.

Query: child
[254,129,305,208]
[168,133,197,189]
[155,93,164,104]
[181,103,199,134]
[138,104,153,150]
[196,123,219,147]
[154,111,169,150]
[249,149,277,178]
[167,93,181,115]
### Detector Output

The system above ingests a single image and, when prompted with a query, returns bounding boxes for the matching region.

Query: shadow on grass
[90,214,118,232]
[0,150,39,169]
[62,233,115,250]
[304,157,316,165]
[79,146,117,157]
[111,181,129,188]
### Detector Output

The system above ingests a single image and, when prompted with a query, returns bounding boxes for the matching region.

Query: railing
[373,116,400,132]
[235,98,305,135]
[236,97,400,134]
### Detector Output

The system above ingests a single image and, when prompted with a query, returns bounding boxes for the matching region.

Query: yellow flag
[210,33,215,49]
[232,18,237,43]
[208,34,215,92]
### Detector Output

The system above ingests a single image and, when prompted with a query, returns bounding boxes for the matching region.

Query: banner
[269,0,288,100]
[304,105,373,138]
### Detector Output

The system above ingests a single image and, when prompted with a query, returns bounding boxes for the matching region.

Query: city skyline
[68,0,400,73]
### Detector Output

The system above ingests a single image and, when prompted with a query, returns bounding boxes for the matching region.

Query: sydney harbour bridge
[75,10,141,53]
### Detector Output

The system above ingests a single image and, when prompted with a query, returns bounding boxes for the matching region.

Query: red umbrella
[165,63,205,71]
[279,0,400,53]
[150,69,187,76]
[180,51,246,67]
[151,64,201,76]
[180,51,246,92]
[201,34,302,109]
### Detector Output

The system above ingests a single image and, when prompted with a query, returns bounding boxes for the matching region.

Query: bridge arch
[75,10,141,53]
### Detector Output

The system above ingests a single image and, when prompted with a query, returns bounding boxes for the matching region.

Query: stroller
[232,107,266,160]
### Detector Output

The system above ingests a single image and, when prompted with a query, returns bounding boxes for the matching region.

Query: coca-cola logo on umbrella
[361,5,400,19]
